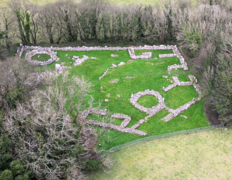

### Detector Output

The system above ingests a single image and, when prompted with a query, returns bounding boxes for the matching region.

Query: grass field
[89,128,232,180]
[40,48,209,151]
[32,54,51,62]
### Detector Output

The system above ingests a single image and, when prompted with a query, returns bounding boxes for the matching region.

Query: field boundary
[101,124,223,156]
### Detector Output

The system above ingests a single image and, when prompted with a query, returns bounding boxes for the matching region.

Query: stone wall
[15,44,203,136]
[17,44,189,71]
[81,108,146,135]
[128,48,152,59]
[24,49,59,66]
[72,55,89,66]
[159,54,177,58]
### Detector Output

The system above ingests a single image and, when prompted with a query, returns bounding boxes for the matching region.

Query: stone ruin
[17,44,188,72]
[24,49,59,66]
[85,74,203,135]
[99,62,126,80]
[72,55,89,66]
[15,44,203,136]
[159,54,177,58]
[81,108,146,136]
[129,75,203,128]
[55,64,72,74]
[111,54,119,57]
[128,48,152,59]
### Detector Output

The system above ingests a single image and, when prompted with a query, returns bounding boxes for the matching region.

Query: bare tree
[2,71,111,179]
[0,7,15,50]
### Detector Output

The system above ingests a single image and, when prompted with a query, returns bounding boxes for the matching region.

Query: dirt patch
[204,102,220,125]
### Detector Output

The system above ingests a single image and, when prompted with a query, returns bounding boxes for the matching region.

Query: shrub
[0,170,13,180]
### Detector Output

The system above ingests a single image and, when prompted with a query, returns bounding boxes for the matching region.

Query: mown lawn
[89,128,232,180]
[43,49,209,151]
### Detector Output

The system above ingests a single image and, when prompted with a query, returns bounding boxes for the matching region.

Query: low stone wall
[130,90,165,115]
[169,46,188,71]
[111,114,131,128]
[159,54,177,58]
[72,55,89,66]
[129,75,203,128]
[55,64,72,74]
[17,44,189,71]
[15,44,202,135]
[128,48,152,59]
[163,75,196,92]
[161,75,203,122]
[80,108,146,135]
[24,49,59,66]
[99,62,126,80]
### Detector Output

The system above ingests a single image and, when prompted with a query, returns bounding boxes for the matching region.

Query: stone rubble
[125,76,134,79]
[109,79,119,84]
[118,62,126,66]
[111,54,119,57]
[72,55,89,66]
[181,115,188,119]
[100,86,106,93]
[99,67,111,80]
[99,62,126,80]
[55,63,72,74]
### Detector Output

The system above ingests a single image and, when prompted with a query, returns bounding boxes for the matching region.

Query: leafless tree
[2,70,111,179]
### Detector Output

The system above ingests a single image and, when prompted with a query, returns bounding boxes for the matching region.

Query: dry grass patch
[90,128,232,180]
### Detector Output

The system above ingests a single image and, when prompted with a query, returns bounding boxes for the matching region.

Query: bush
[0,135,12,171]
[85,160,101,171]
[10,161,24,177]
[3,72,104,179]
[0,170,13,180]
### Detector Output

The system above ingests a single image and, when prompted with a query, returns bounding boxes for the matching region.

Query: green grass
[137,95,159,108]
[89,128,232,180]
[43,49,209,151]
[32,54,51,62]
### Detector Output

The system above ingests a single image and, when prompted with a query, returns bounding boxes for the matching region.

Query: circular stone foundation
[130,90,166,115]
[25,49,59,66]
[31,54,51,62]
